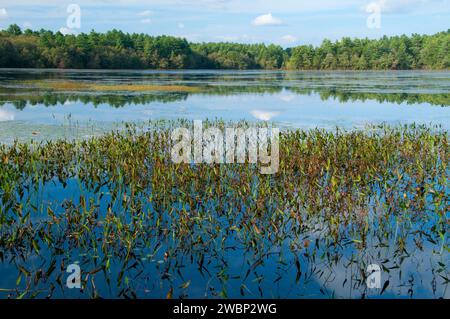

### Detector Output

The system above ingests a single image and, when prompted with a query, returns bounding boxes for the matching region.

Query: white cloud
[138,11,152,24]
[250,110,280,121]
[0,8,8,19]
[138,10,153,16]
[251,13,282,26]
[178,22,185,29]
[281,34,297,43]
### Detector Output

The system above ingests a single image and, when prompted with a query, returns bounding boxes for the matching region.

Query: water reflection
[0,70,449,143]
[0,70,449,109]
[0,109,14,121]
[1,87,449,109]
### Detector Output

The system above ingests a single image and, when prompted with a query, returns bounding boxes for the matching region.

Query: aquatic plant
[0,121,448,298]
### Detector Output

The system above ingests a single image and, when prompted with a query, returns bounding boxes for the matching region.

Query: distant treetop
[0,25,448,70]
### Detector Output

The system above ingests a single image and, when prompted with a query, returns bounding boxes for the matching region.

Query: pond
[0,70,448,299]
[0,69,449,143]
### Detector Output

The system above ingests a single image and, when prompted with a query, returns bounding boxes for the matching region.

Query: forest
[0,24,448,70]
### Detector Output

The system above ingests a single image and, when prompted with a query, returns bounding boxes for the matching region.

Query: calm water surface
[0,69,449,142]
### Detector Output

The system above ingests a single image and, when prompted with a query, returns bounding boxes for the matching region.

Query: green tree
[6,24,22,35]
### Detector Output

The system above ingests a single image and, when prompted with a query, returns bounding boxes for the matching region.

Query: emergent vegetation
[0,121,448,298]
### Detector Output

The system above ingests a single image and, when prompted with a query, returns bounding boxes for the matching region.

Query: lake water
[0,70,449,299]
[0,69,449,143]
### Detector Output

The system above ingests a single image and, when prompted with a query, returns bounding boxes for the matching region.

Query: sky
[0,0,448,46]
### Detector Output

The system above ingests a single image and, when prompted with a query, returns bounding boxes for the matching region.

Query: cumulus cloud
[251,13,282,26]
[281,34,297,43]
[250,110,280,121]
[0,8,8,19]
[138,10,153,24]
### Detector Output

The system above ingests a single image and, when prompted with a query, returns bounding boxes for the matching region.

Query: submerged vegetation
[0,24,449,70]
[0,121,448,298]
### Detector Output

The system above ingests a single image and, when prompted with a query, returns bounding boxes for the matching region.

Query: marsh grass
[0,120,448,298]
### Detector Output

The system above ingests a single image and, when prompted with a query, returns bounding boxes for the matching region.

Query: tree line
[0,24,448,70]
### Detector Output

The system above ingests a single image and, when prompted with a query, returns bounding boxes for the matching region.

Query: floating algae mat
[0,121,449,299]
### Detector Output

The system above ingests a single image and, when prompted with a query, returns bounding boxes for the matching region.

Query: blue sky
[0,0,448,46]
